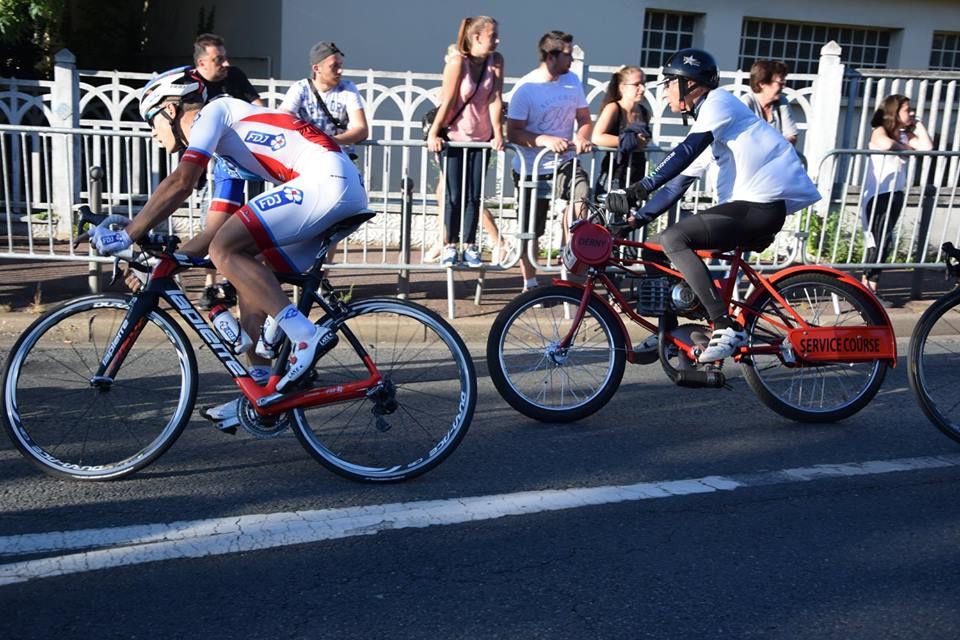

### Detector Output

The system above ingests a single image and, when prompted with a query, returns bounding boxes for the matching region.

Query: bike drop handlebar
[72,204,208,284]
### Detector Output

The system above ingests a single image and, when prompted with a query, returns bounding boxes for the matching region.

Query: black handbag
[421,106,442,140]
[422,57,486,141]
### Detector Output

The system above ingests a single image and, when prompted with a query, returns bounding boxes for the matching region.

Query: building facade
[143,0,960,79]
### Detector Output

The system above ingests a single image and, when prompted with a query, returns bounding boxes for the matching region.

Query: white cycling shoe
[276,327,338,393]
[698,324,748,363]
[199,398,241,432]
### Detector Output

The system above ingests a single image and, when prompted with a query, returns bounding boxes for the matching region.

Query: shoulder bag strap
[307,79,346,130]
[442,56,487,127]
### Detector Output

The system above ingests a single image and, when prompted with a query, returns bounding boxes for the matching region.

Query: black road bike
[2,208,477,482]
[908,242,960,444]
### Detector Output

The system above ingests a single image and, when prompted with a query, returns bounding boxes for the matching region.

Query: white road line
[1,454,958,586]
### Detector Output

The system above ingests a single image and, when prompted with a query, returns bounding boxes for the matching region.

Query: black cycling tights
[642,200,787,321]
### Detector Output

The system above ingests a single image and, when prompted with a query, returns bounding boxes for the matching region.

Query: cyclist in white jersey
[608,48,820,362]
[91,67,369,393]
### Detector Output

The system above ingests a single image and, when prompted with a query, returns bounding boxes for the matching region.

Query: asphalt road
[1,334,959,639]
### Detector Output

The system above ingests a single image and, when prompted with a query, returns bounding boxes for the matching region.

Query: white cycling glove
[90,216,133,256]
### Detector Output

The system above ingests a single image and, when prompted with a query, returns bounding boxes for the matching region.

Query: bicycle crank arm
[256,392,286,409]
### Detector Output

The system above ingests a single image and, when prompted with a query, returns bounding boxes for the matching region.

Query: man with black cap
[279,41,368,160]
[607,48,820,363]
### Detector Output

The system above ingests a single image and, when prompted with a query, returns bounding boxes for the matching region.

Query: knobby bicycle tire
[1,294,198,480]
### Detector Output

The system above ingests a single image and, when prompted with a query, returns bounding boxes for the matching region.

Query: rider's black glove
[607,183,649,216]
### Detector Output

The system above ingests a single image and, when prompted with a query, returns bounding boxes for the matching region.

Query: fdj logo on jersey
[253,187,304,212]
[244,131,286,151]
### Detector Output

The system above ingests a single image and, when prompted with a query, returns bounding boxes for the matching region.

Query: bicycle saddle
[739,234,776,253]
[323,209,377,245]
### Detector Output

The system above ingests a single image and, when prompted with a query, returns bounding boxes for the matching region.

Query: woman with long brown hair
[426,16,504,267]
[860,94,933,305]
[591,65,651,195]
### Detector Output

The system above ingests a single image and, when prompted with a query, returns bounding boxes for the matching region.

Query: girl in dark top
[591,65,651,196]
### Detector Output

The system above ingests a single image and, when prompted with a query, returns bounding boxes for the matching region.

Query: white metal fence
[2,43,960,301]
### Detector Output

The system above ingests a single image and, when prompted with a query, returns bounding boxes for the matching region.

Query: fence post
[51,49,81,239]
[808,41,844,182]
[572,44,585,87]
[910,185,939,300]
[397,175,413,299]
[86,166,104,293]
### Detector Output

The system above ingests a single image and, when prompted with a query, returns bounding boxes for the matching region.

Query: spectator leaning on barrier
[507,30,592,292]
[426,16,504,268]
[279,41,368,265]
[192,33,265,311]
[279,41,368,161]
[591,65,651,197]
[860,93,933,307]
[424,43,516,267]
[740,60,798,147]
[194,33,264,106]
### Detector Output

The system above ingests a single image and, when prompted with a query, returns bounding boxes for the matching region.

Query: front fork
[92,292,158,387]
[556,275,598,352]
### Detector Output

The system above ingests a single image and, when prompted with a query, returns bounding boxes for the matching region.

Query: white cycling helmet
[138,66,207,122]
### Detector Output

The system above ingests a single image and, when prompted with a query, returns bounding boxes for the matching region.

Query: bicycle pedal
[214,418,239,435]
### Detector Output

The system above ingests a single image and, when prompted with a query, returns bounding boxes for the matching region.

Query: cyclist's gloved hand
[606,190,632,217]
[90,216,133,256]
[607,184,649,217]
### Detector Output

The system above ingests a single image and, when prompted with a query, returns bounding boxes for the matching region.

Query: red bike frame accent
[552,224,898,366]
[236,355,384,415]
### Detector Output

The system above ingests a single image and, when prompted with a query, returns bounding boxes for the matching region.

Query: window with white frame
[640,10,699,70]
[930,31,960,70]
[739,19,892,74]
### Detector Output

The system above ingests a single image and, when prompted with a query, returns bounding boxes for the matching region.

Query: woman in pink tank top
[426,16,505,268]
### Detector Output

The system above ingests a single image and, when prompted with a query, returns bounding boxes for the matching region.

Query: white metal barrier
[2,121,956,317]
[812,148,960,269]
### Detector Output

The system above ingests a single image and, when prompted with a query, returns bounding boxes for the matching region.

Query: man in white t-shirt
[507,30,593,290]
[608,48,820,362]
[279,41,368,159]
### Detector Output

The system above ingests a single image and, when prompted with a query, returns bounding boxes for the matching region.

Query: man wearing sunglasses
[507,30,593,292]
[607,48,820,363]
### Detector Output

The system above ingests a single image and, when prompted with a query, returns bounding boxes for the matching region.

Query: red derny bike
[487,201,896,423]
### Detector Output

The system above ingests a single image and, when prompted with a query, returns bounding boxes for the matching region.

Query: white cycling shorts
[236,151,368,273]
